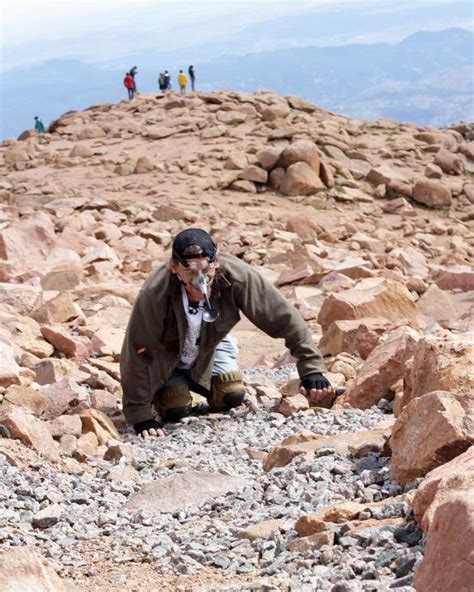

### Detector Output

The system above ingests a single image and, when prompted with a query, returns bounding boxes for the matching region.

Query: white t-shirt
[178,286,204,369]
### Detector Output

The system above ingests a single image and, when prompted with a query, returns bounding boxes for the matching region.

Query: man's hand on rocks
[134,419,167,439]
[299,372,333,405]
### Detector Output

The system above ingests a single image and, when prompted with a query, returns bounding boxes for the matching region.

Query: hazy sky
[1,0,472,70]
[1,0,330,45]
[2,0,471,45]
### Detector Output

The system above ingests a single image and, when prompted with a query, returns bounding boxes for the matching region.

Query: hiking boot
[210,371,245,411]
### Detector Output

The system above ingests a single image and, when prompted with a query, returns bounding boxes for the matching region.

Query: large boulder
[0,311,54,359]
[278,140,320,173]
[0,283,42,315]
[402,335,474,409]
[40,325,93,359]
[0,337,21,388]
[90,326,125,359]
[40,378,89,419]
[390,246,429,278]
[317,278,417,332]
[366,165,409,188]
[318,317,391,357]
[238,165,268,183]
[341,326,419,409]
[33,358,80,386]
[70,144,93,158]
[279,162,325,196]
[413,446,474,532]
[80,409,120,445]
[459,142,474,161]
[433,265,474,291]
[413,179,452,208]
[0,547,68,591]
[261,103,290,121]
[3,145,31,170]
[1,385,47,417]
[147,126,177,140]
[47,414,82,438]
[134,156,155,174]
[0,406,60,461]
[224,152,248,170]
[0,211,55,271]
[30,292,82,324]
[433,148,464,175]
[216,110,248,125]
[389,391,474,484]
[416,283,459,324]
[413,492,474,592]
[78,124,106,139]
[257,147,283,170]
[286,96,317,112]
[200,125,226,140]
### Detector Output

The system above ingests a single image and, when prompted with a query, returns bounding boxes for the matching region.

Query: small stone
[32,504,62,528]
[212,556,231,569]
[288,530,335,552]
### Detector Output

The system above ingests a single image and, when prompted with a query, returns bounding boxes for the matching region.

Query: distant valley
[1,27,472,139]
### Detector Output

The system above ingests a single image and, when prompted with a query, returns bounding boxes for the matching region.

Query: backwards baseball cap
[171,228,217,267]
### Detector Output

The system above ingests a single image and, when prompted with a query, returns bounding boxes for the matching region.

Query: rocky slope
[0,90,473,591]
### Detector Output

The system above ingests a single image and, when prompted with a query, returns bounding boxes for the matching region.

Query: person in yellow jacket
[178,70,187,94]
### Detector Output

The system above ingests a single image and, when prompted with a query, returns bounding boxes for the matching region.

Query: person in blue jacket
[34,116,45,133]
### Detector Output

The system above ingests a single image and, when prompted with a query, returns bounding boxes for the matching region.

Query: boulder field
[0,90,472,590]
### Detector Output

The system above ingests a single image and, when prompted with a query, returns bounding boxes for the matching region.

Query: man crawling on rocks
[120,228,334,438]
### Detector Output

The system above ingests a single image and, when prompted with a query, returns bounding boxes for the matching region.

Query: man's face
[170,257,219,291]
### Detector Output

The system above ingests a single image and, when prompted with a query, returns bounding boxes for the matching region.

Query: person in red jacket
[123,72,135,100]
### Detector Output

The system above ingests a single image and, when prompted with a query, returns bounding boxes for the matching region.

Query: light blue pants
[164,334,239,396]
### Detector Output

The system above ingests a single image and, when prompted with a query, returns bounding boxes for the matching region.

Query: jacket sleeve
[235,266,326,377]
[120,288,163,425]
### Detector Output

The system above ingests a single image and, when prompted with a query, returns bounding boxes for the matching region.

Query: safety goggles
[177,258,217,280]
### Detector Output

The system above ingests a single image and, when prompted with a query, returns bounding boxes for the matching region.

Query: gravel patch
[0,366,423,591]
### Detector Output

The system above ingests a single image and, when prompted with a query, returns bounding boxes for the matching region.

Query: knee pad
[155,384,192,419]
[211,371,245,411]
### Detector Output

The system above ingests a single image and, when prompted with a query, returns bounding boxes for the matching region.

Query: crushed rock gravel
[0,366,423,591]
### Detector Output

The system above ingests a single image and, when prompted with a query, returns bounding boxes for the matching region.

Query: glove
[133,418,165,436]
[300,373,332,392]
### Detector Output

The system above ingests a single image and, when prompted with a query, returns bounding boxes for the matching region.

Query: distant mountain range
[199,28,474,127]
[1,27,472,139]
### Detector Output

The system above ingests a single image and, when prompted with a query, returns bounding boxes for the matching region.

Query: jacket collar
[213,268,231,295]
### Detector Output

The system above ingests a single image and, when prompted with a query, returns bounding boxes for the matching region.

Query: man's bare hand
[139,427,167,439]
[299,384,333,405]
[134,419,167,439]
[299,373,333,405]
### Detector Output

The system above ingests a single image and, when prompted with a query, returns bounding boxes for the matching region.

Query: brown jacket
[120,254,326,424]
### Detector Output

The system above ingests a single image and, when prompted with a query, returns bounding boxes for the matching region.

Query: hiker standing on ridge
[34,116,45,134]
[120,228,333,438]
[158,72,165,92]
[123,72,135,100]
[163,70,171,91]
[129,65,138,91]
[188,65,195,91]
[178,69,187,94]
